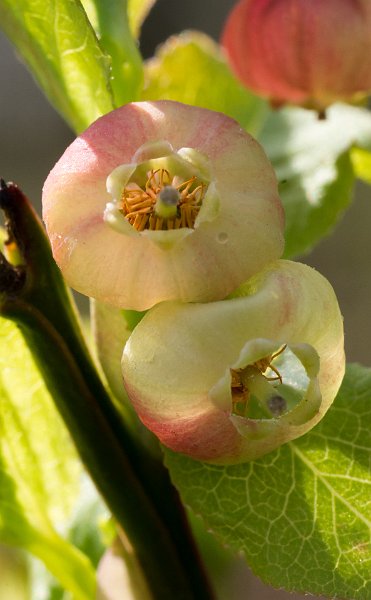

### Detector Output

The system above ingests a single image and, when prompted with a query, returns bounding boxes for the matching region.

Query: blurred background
[1,0,370,598]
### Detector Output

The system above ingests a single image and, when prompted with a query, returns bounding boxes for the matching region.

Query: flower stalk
[0,181,215,600]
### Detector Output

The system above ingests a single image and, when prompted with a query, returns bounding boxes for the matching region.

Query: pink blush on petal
[127,386,242,463]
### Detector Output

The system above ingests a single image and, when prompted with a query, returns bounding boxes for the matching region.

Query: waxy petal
[43,101,284,310]
[122,260,345,464]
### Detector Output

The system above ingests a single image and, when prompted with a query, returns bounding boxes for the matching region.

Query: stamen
[120,168,207,232]
[254,344,286,384]
[230,345,287,416]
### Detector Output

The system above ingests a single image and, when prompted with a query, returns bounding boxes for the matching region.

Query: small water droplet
[217,232,228,244]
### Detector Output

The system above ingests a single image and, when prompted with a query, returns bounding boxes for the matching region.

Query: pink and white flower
[43,101,284,310]
[122,260,345,464]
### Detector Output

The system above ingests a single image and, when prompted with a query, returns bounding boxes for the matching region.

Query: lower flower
[122,260,345,464]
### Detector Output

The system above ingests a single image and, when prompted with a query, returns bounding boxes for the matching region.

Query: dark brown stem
[0,181,215,600]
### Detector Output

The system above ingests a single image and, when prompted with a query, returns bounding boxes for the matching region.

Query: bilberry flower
[43,101,284,310]
[122,260,345,464]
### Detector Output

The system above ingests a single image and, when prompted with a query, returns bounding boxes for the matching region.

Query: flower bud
[122,260,345,464]
[42,101,284,310]
[222,0,371,111]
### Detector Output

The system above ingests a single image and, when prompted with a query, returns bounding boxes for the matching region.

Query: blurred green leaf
[0,545,29,600]
[91,301,145,411]
[30,557,70,600]
[80,0,143,106]
[91,301,159,455]
[66,476,109,568]
[0,228,7,248]
[0,316,95,600]
[142,31,269,136]
[351,147,371,185]
[91,301,135,409]
[0,0,114,132]
[165,363,371,600]
[30,477,109,600]
[127,0,156,38]
[259,104,371,258]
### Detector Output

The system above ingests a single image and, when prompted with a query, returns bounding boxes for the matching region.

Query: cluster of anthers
[120,168,207,232]
[230,345,287,416]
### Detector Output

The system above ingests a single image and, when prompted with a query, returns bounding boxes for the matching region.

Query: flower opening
[230,344,287,417]
[122,169,206,231]
[104,142,212,240]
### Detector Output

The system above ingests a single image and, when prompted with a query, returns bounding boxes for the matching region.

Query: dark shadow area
[140,0,235,57]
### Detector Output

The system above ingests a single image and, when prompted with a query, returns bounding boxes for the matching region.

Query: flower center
[230,345,287,417]
[121,168,207,232]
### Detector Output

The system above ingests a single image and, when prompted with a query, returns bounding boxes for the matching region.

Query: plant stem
[91,0,143,105]
[0,181,215,599]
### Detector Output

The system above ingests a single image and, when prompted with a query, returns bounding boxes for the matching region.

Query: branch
[0,180,215,600]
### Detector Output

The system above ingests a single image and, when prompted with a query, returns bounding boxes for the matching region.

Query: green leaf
[0,546,29,600]
[351,147,371,185]
[259,104,371,258]
[0,0,114,132]
[66,478,108,569]
[127,0,156,38]
[165,364,371,600]
[30,477,109,600]
[0,317,96,600]
[80,0,143,106]
[91,300,160,451]
[142,31,269,136]
[91,301,137,409]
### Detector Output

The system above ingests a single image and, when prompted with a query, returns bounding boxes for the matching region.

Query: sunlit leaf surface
[165,364,371,600]
[127,0,157,38]
[351,147,371,185]
[142,31,268,136]
[259,104,371,258]
[80,0,143,106]
[30,477,109,600]
[0,0,114,132]
[0,317,95,600]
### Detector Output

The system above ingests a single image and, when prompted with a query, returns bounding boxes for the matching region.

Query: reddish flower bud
[222,0,371,111]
